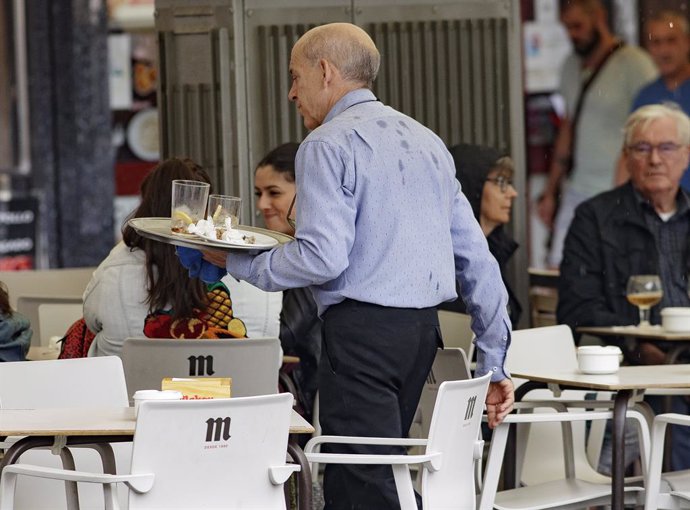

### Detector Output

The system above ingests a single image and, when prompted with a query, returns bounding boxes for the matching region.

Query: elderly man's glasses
[485,176,514,193]
[286,194,296,230]
[627,142,684,160]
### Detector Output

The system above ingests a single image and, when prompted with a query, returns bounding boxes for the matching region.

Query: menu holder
[161,377,232,400]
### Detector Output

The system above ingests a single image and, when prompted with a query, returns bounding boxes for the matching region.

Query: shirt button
[502,336,507,341]
[492,367,497,372]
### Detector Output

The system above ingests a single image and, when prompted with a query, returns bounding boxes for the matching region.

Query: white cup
[661,307,690,333]
[576,345,622,375]
[133,390,183,416]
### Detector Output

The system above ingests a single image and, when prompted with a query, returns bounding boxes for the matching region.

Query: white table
[510,365,690,510]
[0,407,314,509]
[577,325,690,363]
[0,407,313,436]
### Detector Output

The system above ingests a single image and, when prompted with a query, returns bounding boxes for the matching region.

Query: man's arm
[556,201,621,328]
[449,182,511,383]
[537,117,572,227]
[225,140,356,292]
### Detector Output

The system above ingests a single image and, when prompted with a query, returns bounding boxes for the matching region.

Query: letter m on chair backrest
[464,395,477,420]
[205,417,232,441]
[188,355,215,376]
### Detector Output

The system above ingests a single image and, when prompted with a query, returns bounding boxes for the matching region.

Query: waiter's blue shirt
[229,88,511,380]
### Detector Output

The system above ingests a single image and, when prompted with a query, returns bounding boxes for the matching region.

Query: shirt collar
[323,88,377,124]
[633,186,690,218]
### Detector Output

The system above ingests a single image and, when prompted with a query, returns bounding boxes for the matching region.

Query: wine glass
[626,275,663,327]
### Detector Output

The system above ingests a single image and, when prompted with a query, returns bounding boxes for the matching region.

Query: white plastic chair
[479,407,650,510]
[0,267,95,309]
[645,413,690,509]
[416,347,472,440]
[120,337,281,399]
[0,357,132,510]
[476,325,651,509]
[438,310,475,361]
[15,295,83,347]
[305,372,491,510]
[507,324,650,486]
[0,394,300,510]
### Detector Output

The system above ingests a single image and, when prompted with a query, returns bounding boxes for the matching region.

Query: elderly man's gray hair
[624,103,690,146]
[299,24,381,88]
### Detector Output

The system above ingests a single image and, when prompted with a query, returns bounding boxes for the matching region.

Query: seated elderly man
[558,103,690,471]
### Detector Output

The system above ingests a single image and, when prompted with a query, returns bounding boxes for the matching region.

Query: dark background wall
[26,0,114,267]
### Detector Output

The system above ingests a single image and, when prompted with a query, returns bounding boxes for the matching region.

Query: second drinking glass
[208,194,242,230]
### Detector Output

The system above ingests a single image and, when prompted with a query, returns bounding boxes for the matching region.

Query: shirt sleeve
[229,140,356,291]
[449,180,511,381]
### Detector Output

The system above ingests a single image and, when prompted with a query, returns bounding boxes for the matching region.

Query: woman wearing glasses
[439,144,522,328]
[254,142,321,423]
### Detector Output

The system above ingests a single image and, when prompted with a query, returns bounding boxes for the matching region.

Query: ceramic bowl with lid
[576,345,622,375]
[661,307,690,333]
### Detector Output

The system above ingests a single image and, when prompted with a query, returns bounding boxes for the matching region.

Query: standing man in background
[538,0,656,267]
[202,22,514,509]
[628,10,690,190]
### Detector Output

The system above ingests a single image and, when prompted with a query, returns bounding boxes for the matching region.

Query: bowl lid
[577,345,621,354]
[661,307,690,316]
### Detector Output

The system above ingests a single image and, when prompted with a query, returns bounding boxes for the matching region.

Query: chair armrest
[2,464,155,494]
[514,400,620,410]
[513,401,569,412]
[268,464,301,484]
[304,435,427,454]
[305,451,443,471]
[654,413,690,427]
[497,409,615,424]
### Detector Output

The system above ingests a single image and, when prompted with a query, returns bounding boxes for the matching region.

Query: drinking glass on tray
[626,275,663,327]
[208,194,242,230]
[171,180,210,234]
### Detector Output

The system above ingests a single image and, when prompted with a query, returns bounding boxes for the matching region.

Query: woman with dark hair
[254,142,321,421]
[254,143,299,233]
[84,158,212,357]
[0,282,32,361]
[439,144,522,328]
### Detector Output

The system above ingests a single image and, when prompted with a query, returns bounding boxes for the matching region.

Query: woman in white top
[84,158,212,357]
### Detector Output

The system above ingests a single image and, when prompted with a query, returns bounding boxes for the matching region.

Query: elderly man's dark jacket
[557,182,690,335]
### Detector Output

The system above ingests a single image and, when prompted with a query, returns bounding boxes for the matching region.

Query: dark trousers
[319,299,441,510]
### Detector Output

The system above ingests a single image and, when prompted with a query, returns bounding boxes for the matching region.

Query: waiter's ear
[319,58,340,87]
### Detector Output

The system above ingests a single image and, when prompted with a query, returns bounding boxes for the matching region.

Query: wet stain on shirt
[377,120,387,128]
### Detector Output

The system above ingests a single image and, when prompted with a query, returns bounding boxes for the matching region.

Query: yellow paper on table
[161,377,232,400]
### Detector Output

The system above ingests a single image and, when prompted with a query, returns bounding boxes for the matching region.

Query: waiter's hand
[485,378,515,429]
[202,249,228,269]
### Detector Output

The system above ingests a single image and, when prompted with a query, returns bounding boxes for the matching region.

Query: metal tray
[128,217,293,252]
